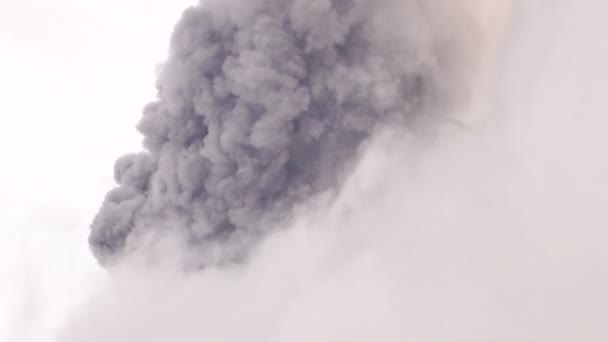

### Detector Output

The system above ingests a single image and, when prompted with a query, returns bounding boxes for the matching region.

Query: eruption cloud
[90,0,488,266]
[59,0,608,341]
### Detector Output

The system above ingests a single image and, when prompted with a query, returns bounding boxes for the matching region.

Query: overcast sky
[0,1,195,340]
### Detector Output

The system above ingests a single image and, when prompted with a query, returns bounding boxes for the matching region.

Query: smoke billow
[55,0,608,341]
[90,0,486,266]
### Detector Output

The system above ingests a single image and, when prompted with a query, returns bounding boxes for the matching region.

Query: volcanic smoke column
[90,0,481,266]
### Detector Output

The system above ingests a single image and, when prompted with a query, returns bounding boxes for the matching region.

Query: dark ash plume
[90,0,479,266]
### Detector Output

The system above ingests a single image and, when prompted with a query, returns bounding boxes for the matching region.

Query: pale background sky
[0,1,196,340]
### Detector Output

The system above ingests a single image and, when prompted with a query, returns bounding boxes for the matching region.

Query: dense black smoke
[90,0,480,266]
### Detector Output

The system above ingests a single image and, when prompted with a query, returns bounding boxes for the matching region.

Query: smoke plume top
[90,0,486,266]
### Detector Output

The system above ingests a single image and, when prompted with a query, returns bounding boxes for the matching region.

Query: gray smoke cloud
[90,0,482,266]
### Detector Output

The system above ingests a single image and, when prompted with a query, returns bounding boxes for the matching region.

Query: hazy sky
[0,1,195,339]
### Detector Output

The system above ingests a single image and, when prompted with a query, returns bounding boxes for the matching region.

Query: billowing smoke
[90,0,484,266]
[52,0,608,341]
